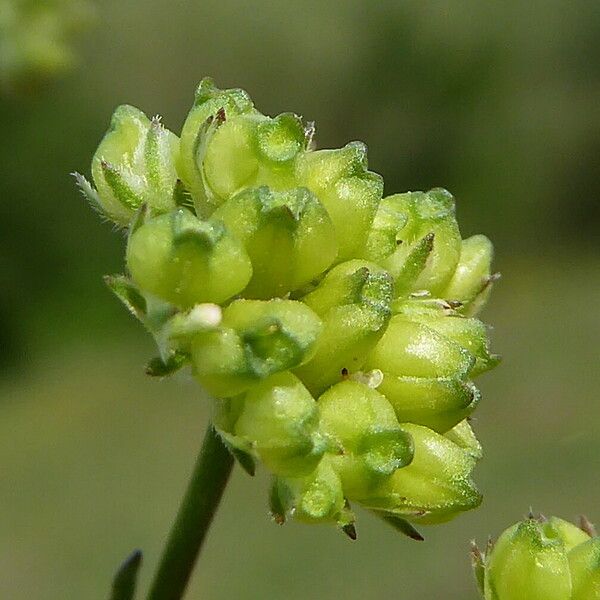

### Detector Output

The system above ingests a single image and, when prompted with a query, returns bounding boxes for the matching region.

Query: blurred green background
[1,1,599,598]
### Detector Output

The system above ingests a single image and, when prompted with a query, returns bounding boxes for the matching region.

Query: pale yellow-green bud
[474,515,597,600]
[191,299,322,397]
[294,260,393,396]
[212,186,337,298]
[215,372,325,478]
[317,380,413,500]
[365,314,479,432]
[79,106,180,226]
[126,208,252,308]
[366,422,481,524]
[363,189,461,297]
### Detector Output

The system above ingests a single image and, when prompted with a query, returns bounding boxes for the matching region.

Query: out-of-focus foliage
[0,0,93,94]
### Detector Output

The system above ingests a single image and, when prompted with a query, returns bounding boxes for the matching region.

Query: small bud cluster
[78,78,499,537]
[0,0,93,93]
[473,514,600,599]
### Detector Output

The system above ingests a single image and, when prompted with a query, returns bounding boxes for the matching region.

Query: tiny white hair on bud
[350,369,383,389]
[189,303,222,328]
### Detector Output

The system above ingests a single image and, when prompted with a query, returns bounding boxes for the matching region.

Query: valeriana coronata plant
[0,0,93,93]
[472,513,600,600]
[76,78,498,599]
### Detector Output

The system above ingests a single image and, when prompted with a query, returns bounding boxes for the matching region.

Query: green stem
[147,423,234,600]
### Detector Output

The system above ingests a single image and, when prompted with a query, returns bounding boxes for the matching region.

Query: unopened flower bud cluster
[78,78,499,536]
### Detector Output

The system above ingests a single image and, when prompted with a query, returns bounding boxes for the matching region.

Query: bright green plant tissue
[77,78,499,538]
[473,514,600,599]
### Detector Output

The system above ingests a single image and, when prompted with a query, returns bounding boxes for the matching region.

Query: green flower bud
[479,517,588,600]
[215,372,325,478]
[363,189,461,297]
[317,380,413,500]
[178,77,256,215]
[76,106,180,226]
[126,208,252,308]
[442,234,496,316]
[212,186,337,298]
[191,299,322,397]
[367,423,481,524]
[294,260,393,396]
[473,515,600,600]
[272,457,346,525]
[569,537,600,599]
[178,79,383,260]
[365,314,478,432]
[295,142,383,260]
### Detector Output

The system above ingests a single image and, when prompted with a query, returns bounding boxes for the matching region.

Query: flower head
[78,78,498,538]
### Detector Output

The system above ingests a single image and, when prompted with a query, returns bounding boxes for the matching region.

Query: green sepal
[375,512,424,541]
[338,500,358,540]
[128,203,148,240]
[209,411,258,476]
[73,171,104,217]
[341,522,358,541]
[445,419,483,460]
[104,274,147,320]
[229,446,257,477]
[470,541,487,596]
[392,232,435,298]
[145,351,189,378]
[109,549,143,600]
[269,478,287,524]
[100,159,143,211]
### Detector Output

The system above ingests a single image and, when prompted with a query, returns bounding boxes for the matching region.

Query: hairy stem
[147,424,234,600]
